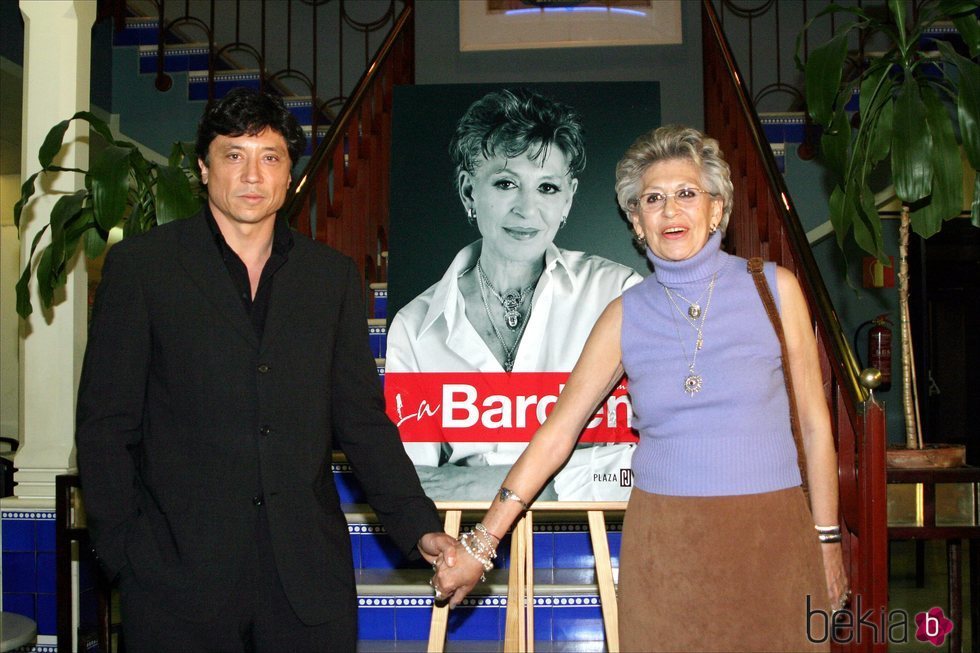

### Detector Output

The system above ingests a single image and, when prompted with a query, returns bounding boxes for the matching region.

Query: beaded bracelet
[460,528,497,581]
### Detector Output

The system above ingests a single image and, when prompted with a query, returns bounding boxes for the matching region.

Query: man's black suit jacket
[76,211,442,625]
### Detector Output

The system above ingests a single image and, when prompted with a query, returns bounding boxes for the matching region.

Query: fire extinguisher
[855,314,892,391]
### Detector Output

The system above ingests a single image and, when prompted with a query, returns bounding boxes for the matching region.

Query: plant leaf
[952,14,980,57]
[940,0,980,56]
[13,172,41,229]
[888,0,909,54]
[84,223,108,260]
[920,85,963,223]
[46,191,86,280]
[168,141,197,168]
[859,63,896,167]
[892,76,933,202]
[69,111,120,147]
[853,185,886,262]
[90,145,133,231]
[38,119,73,169]
[828,185,855,250]
[936,41,980,171]
[805,30,850,127]
[821,107,851,180]
[36,247,55,310]
[155,165,202,225]
[15,226,50,318]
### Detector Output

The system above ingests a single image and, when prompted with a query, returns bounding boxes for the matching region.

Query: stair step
[371,283,388,319]
[188,69,262,99]
[113,17,184,46]
[138,44,235,74]
[356,584,607,643]
[759,112,807,173]
[368,318,387,358]
[759,112,805,144]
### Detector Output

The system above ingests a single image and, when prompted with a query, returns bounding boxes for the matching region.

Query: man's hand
[417,532,458,568]
[433,540,486,608]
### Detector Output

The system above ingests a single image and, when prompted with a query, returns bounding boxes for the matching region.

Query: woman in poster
[386,88,642,501]
[432,125,847,651]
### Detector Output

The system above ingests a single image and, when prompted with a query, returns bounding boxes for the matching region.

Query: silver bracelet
[460,531,494,579]
[474,522,501,545]
[815,524,842,543]
[498,486,530,511]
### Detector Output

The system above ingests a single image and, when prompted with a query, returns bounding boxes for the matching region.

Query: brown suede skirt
[618,487,830,652]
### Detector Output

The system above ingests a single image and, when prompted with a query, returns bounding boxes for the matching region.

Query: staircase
[24,1,893,650]
[107,7,331,158]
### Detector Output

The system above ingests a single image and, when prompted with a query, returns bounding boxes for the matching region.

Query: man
[76,88,455,652]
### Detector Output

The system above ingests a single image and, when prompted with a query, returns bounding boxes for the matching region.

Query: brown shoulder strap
[747,257,808,495]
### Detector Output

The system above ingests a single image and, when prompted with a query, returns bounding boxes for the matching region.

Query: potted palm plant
[798,0,978,460]
[14,111,203,318]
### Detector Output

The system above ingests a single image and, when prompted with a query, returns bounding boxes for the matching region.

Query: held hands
[429,524,501,608]
[418,532,459,568]
[432,540,487,608]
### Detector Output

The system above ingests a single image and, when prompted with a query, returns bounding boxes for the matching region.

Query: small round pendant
[684,373,703,395]
[688,304,701,319]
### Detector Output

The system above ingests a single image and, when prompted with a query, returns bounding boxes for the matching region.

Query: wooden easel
[427,501,627,653]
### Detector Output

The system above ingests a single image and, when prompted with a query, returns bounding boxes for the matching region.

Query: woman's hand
[821,542,849,611]
[432,540,488,608]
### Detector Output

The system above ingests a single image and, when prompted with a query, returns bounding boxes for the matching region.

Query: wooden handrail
[280,1,413,285]
[702,0,866,404]
[701,2,889,651]
[283,1,413,219]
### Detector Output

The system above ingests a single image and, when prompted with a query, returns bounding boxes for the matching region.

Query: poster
[386,83,660,502]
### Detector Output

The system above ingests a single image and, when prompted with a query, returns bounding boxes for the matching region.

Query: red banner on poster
[384,372,638,443]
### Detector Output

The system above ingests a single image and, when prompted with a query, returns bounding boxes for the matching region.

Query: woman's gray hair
[615,125,734,233]
[449,88,586,186]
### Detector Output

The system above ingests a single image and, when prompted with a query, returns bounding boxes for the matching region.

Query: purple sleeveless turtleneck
[621,232,802,496]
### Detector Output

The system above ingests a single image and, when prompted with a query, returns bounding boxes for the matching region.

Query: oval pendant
[684,373,702,396]
[688,304,701,319]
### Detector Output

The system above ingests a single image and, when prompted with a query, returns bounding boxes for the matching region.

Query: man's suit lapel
[177,213,260,349]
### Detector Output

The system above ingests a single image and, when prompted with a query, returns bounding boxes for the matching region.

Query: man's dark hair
[195,87,307,167]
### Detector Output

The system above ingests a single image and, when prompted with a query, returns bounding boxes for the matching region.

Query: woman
[433,125,849,651]
[386,88,641,501]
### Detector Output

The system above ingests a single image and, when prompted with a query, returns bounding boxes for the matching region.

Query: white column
[10,0,96,503]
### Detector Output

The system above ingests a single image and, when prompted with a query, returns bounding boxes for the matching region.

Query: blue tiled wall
[1,510,56,636]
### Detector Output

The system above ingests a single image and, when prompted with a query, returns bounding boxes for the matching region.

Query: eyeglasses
[627,188,714,215]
